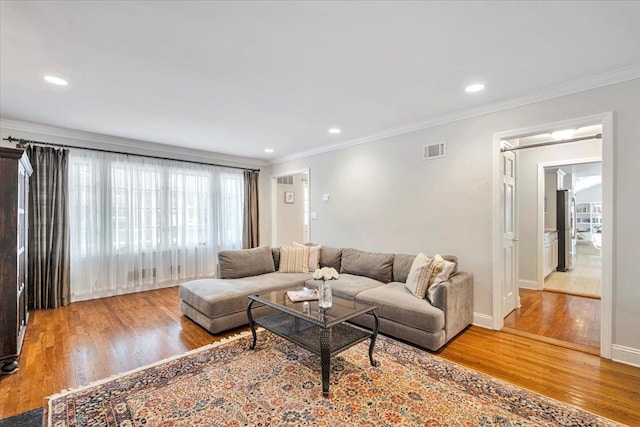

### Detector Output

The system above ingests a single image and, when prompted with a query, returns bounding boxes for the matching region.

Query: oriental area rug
[47,331,621,427]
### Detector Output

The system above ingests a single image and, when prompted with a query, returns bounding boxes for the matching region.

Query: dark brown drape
[243,170,260,249]
[26,145,70,309]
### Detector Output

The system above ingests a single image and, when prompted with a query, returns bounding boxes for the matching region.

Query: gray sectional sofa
[179,245,473,351]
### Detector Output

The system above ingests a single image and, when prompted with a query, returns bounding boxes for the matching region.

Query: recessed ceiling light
[465,83,485,93]
[43,75,69,86]
[264,148,274,153]
[329,128,341,134]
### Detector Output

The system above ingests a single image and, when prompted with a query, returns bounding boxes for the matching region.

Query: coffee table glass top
[248,288,376,328]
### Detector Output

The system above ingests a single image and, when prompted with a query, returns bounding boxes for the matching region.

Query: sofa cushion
[305,273,383,299]
[341,248,394,283]
[179,272,311,318]
[393,253,416,283]
[356,282,445,333]
[218,246,275,279]
[404,252,434,298]
[394,253,459,282]
[319,246,343,270]
[279,245,310,273]
[272,248,280,271]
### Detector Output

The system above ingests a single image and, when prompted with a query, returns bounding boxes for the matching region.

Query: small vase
[319,280,333,308]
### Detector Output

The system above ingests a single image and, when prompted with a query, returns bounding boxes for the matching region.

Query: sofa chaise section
[179,245,312,334]
[179,272,311,334]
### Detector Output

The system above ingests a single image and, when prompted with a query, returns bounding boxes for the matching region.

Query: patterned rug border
[45,329,256,425]
[46,329,624,426]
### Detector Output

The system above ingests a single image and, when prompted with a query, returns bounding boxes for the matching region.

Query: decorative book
[287,289,319,302]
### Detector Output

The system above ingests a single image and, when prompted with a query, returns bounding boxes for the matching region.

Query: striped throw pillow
[279,245,310,273]
[405,252,434,298]
[293,242,322,270]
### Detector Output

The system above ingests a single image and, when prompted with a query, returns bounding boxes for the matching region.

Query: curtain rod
[501,134,602,152]
[2,136,260,172]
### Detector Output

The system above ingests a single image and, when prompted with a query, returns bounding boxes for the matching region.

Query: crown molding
[271,64,640,164]
[0,118,268,168]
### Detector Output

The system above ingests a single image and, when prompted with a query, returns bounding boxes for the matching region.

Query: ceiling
[1,1,639,161]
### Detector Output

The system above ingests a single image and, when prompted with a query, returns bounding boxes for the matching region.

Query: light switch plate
[322,194,330,203]
[310,212,318,220]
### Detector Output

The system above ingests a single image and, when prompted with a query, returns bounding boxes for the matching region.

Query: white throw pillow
[405,252,434,298]
[426,254,456,301]
[293,242,321,271]
[279,245,310,273]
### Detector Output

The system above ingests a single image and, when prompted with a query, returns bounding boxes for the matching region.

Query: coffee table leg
[247,300,257,349]
[319,328,331,397]
[369,311,379,367]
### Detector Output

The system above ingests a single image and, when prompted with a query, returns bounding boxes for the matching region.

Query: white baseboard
[611,344,640,368]
[518,279,538,290]
[472,312,494,329]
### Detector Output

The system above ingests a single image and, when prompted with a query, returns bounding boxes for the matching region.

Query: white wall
[518,142,602,282]
[270,78,640,354]
[576,183,602,203]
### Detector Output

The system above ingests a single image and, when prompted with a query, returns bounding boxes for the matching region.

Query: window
[68,150,244,301]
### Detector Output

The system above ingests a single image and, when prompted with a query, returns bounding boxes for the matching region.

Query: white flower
[313,267,339,281]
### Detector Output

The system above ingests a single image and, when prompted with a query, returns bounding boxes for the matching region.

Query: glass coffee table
[247,289,379,397]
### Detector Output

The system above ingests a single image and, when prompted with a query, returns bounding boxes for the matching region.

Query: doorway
[543,162,602,298]
[492,113,613,359]
[270,169,310,247]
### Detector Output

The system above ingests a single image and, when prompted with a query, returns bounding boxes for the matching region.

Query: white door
[501,148,519,317]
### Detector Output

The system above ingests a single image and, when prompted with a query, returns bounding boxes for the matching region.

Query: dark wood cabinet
[0,147,32,374]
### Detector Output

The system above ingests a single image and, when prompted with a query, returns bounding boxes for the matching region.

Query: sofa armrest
[430,272,473,341]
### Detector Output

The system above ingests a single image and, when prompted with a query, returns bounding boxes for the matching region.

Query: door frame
[270,168,310,247]
[492,112,613,359]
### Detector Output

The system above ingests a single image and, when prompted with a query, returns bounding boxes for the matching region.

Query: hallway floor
[543,242,601,297]
[504,289,600,350]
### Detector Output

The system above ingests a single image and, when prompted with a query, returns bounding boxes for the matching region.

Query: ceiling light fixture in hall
[465,83,485,93]
[551,129,576,140]
[264,148,274,153]
[328,128,341,134]
[43,75,69,86]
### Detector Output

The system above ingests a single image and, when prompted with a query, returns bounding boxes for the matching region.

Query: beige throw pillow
[404,252,434,298]
[279,245,310,273]
[426,253,456,301]
[293,242,322,271]
[428,254,456,286]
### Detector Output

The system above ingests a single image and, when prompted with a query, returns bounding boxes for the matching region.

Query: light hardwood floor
[1,287,639,425]
[504,289,600,350]
[544,243,601,297]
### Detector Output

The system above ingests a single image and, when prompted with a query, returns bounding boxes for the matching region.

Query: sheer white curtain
[68,149,244,302]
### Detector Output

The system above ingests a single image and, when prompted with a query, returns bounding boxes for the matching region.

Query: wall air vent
[423,142,446,160]
[277,175,294,185]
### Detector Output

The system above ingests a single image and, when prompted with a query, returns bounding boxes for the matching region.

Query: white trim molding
[472,313,494,329]
[611,345,640,368]
[518,280,538,290]
[273,65,640,164]
[0,118,268,169]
